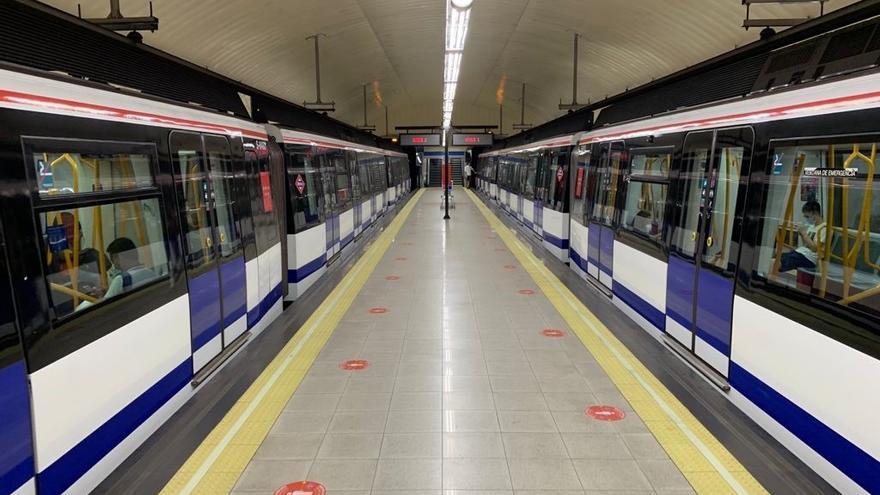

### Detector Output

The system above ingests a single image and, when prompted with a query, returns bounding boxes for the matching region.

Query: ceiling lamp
[442,0,473,129]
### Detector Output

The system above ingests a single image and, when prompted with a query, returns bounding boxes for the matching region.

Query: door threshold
[662,335,730,392]
[586,277,612,297]
[191,331,251,387]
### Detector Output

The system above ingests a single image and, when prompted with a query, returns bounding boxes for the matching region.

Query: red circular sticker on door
[586,405,625,421]
[274,480,326,495]
[541,329,565,337]
[518,289,535,295]
[385,275,400,281]
[369,307,388,314]
[340,359,370,371]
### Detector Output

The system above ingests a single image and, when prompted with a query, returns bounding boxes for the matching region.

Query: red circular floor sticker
[369,307,388,314]
[340,359,370,371]
[385,275,400,281]
[274,481,326,495]
[518,289,535,295]
[503,264,516,270]
[586,405,626,421]
[395,257,408,261]
[541,329,565,337]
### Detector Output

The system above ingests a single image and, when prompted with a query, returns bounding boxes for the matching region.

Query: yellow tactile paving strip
[465,189,767,495]
[161,189,424,495]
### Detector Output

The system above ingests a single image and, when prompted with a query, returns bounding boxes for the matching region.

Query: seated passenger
[77,237,154,310]
[779,200,826,273]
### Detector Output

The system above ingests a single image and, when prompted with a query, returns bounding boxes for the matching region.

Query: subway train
[476,23,880,495]
[0,63,410,495]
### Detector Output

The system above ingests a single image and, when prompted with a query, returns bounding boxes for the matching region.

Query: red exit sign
[412,136,428,144]
[400,134,441,146]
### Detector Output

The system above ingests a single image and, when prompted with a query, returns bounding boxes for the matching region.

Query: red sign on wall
[260,171,273,212]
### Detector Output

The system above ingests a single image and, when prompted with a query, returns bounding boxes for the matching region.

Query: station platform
[105,188,829,495]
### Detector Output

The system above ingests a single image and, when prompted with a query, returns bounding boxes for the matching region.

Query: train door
[666,128,753,378]
[318,151,340,259]
[533,152,545,235]
[569,146,592,276]
[171,132,247,373]
[587,141,625,291]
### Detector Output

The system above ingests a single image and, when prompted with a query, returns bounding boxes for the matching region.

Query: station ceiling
[43,0,860,136]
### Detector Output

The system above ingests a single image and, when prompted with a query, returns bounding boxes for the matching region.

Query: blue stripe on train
[37,359,191,495]
[543,231,569,250]
[288,254,327,283]
[730,363,880,494]
[246,283,283,330]
[612,282,665,331]
[0,361,34,495]
[569,247,588,273]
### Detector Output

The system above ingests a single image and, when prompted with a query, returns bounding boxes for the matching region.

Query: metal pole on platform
[443,128,450,220]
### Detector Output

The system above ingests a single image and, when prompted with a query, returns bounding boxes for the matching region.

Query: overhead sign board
[452,133,493,146]
[400,134,441,146]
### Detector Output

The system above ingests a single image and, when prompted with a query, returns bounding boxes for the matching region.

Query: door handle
[690,232,697,241]
[706,236,714,247]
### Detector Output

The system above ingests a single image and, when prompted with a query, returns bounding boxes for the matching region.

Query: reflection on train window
[570,149,590,225]
[173,147,216,269]
[524,155,537,198]
[546,151,569,211]
[40,198,168,319]
[702,145,744,270]
[205,136,241,258]
[34,151,153,196]
[594,149,624,225]
[621,150,670,242]
[288,149,323,232]
[756,138,880,317]
[670,146,710,258]
[332,151,352,206]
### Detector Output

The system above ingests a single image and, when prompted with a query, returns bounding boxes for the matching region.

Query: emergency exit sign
[452,133,493,146]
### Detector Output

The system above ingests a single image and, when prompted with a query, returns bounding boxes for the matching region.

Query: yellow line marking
[162,189,424,495]
[465,189,767,495]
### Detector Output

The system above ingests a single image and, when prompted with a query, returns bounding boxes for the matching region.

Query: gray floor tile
[444,410,500,432]
[443,432,506,458]
[328,411,388,433]
[443,391,495,410]
[622,433,670,459]
[562,432,633,459]
[380,432,441,458]
[317,433,383,459]
[391,391,442,410]
[386,410,442,432]
[336,392,392,411]
[270,411,333,434]
[492,392,548,411]
[284,393,341,412]
[443,458,512,490]
[307,459,377,491]
[501,432,568,458]
[508,458,583,490]
[572,459,653,491]
[254,433,323,460]
[498,411,557,432]
[373,459,442,490]
[490,375,539,392]
[637,459,695,491]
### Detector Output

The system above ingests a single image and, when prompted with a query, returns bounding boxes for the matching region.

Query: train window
[620,148,671,242]
[40,199,168,318]
[524,155,537,198]
[570,149,590,225]
[592,143,626,225]
[288,147,323,232]
[701,144,744,270]
[33,149,153,197]
[171,136,216,269]
[547,150,569,211]
[357,155,372,196]
[315,150,338,213]
[205,135,241,258]
[755,137,880,317]
[332,150,352,207]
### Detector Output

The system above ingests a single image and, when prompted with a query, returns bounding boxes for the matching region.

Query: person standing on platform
[464,162,474,189]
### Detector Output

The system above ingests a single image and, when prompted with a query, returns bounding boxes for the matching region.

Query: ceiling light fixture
[443,0,473,130]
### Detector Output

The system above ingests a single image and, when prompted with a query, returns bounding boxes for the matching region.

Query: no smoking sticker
[274,481,326,495]
[586,405,625,421]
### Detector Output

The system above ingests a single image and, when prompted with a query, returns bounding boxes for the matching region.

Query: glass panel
[205,136,241,258]
[547,151,568,211]
[333,151,351,206]
[172,141,216,269]
[670,143,710,258]
[288,148,323,232]
[594,146,623,224]
[40,198,168,318]
[621,149,671,242]
[702,145,744,269]
[33,150,153,196]
[755,139,880,317]
[570,149,590,226]
[524,156,537,198]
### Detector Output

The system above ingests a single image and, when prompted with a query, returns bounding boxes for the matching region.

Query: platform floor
[162,188,770,495]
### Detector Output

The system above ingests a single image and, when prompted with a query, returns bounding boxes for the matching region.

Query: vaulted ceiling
[42,0,859,135]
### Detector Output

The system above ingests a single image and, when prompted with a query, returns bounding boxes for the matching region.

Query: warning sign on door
[295,174,306,194]
[260,171,273,212]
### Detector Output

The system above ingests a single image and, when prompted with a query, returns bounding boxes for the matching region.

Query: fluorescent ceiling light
[441,0,473,129]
